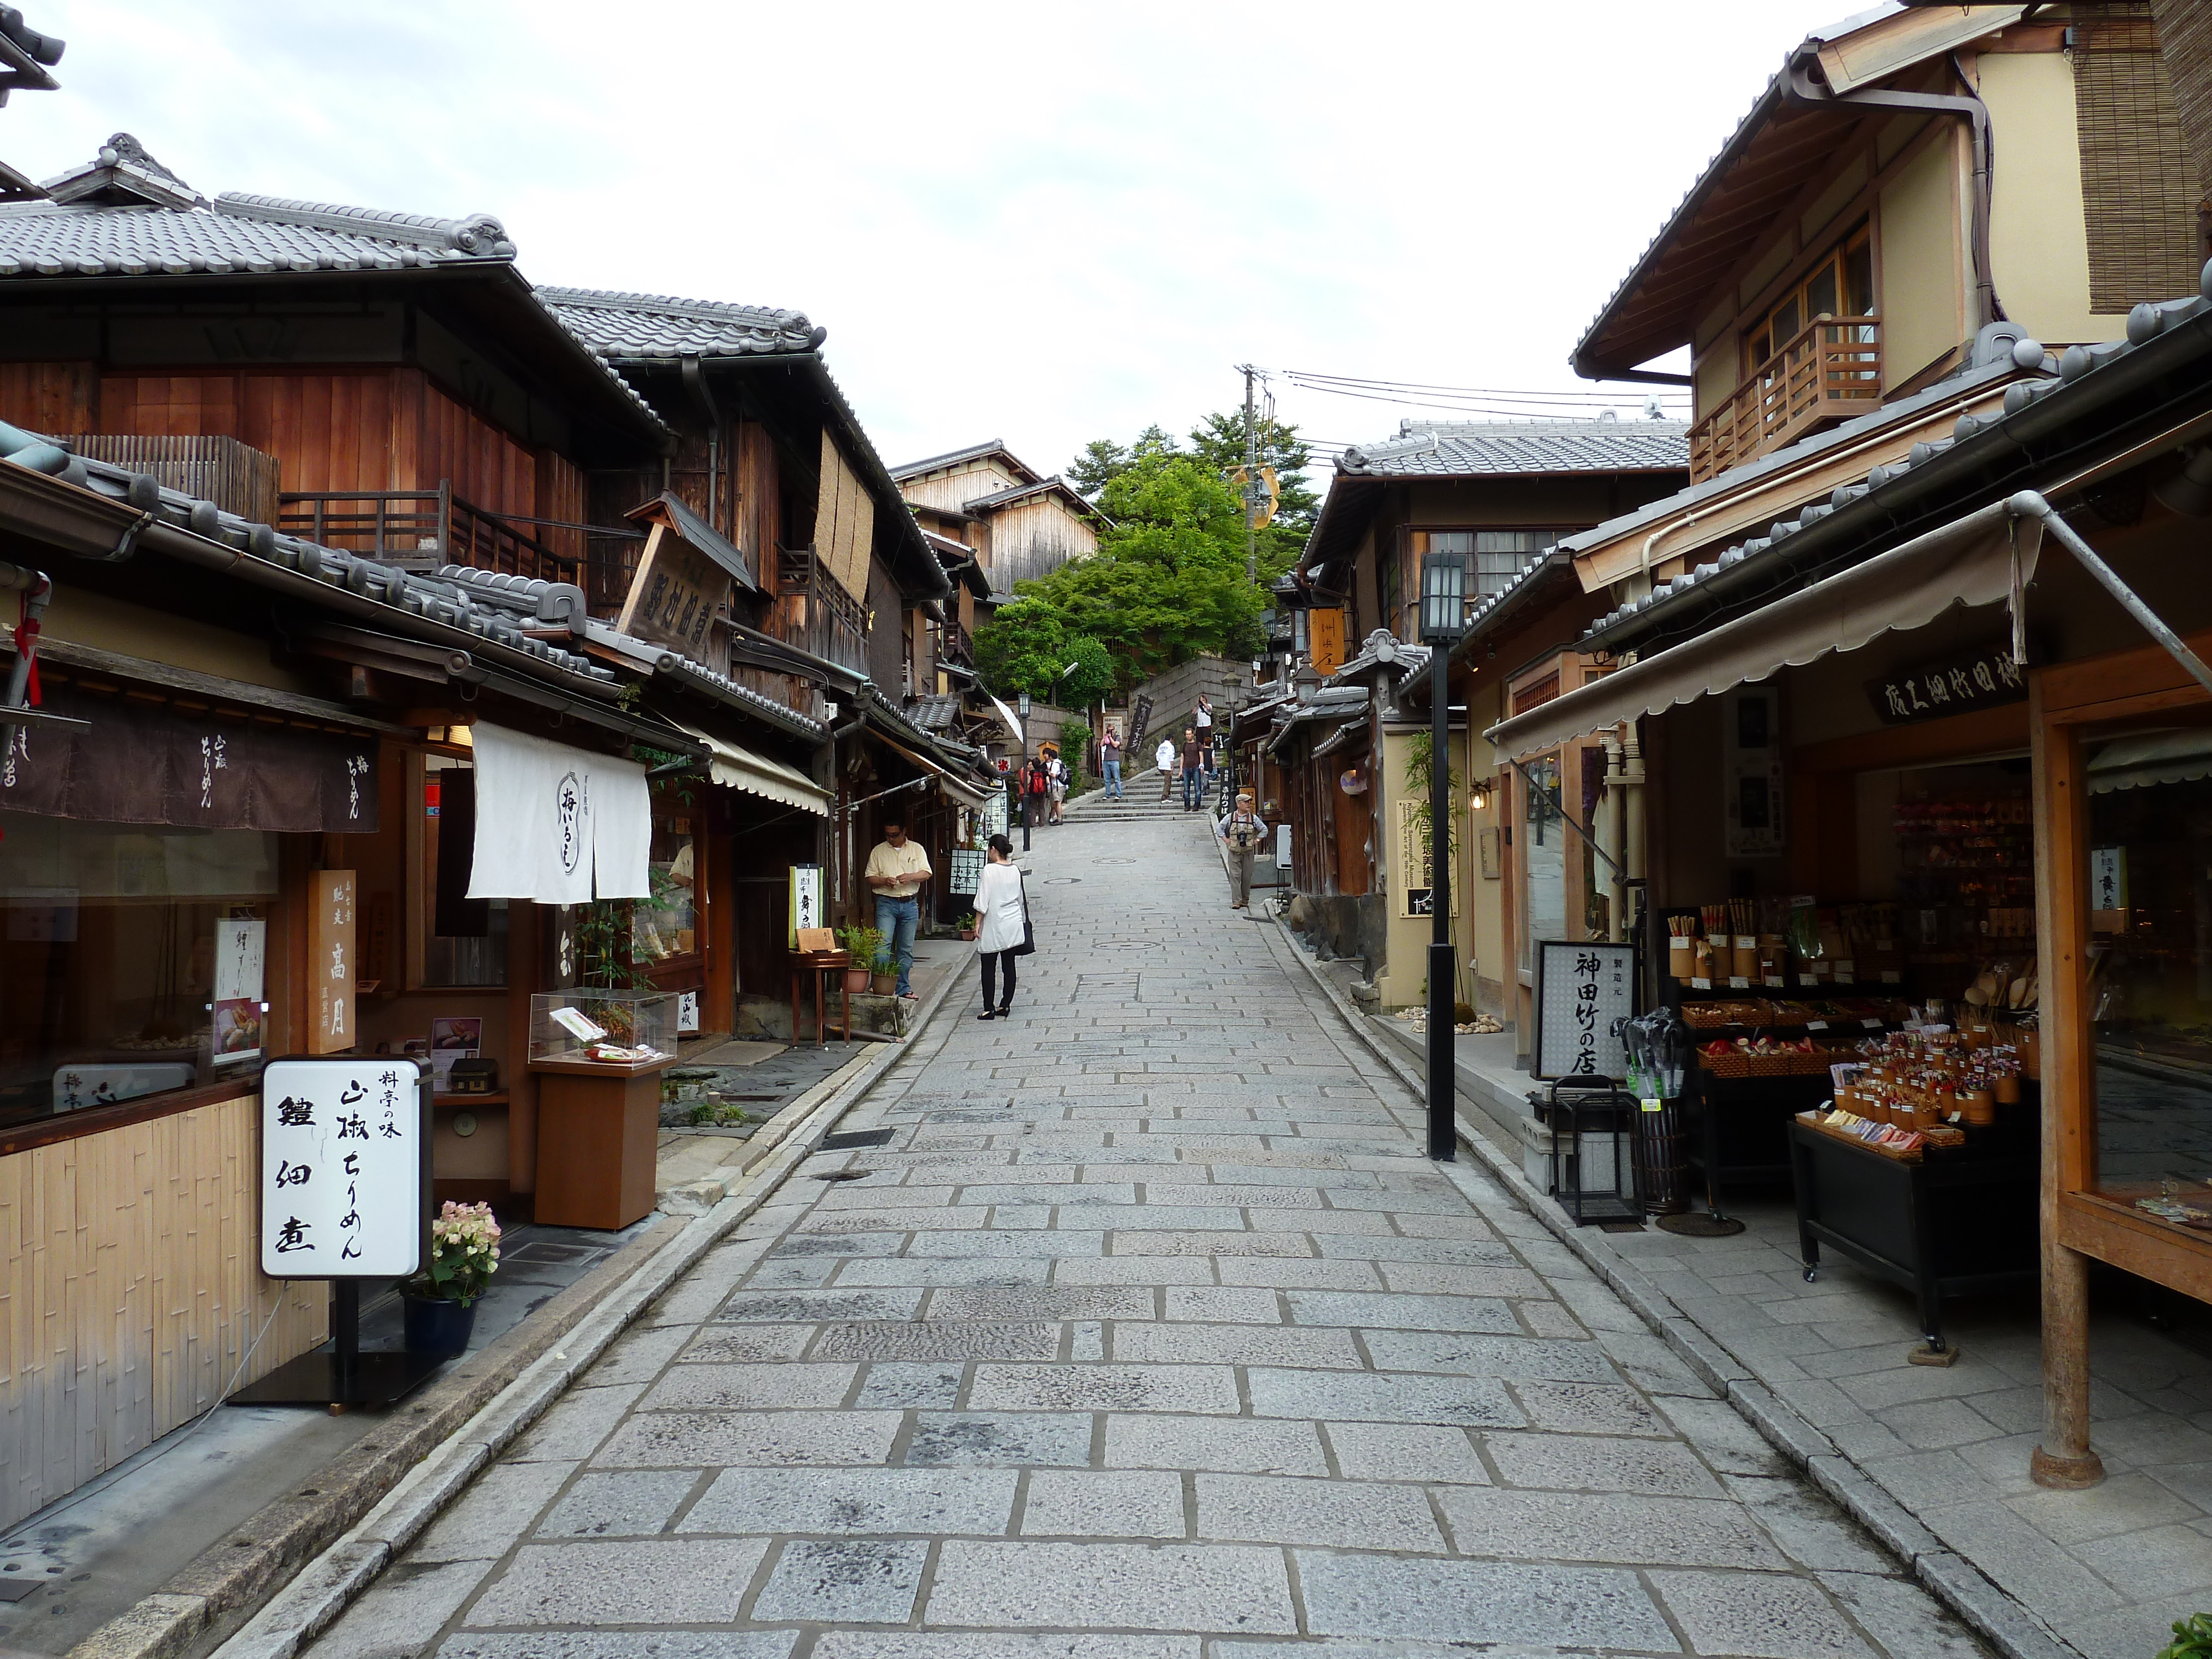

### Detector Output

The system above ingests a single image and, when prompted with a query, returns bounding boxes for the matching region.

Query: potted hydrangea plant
[400,1199,502,1357]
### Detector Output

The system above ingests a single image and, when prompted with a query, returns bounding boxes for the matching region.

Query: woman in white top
[972,833,1027,1019]
[1156,735,1178,801]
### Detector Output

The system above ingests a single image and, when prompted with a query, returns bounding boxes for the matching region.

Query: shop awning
[467,723,650,904]
[986,693,1023,738]
[879,733,995,807]
[671,720,830,816]
[1486,502,2041,761]
[2088,730,2212,794]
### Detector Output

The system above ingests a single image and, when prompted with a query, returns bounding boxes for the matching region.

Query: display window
[0,813,278,1126]
[2079,726,2212,1235]
[422,753,508,988]
[633,811,698,966]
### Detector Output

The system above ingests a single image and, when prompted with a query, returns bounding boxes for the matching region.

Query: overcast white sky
[6,1,1860,479]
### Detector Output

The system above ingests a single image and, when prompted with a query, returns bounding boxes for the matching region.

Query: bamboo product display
[1831,1026,2027,1135]
[1668,913,1697,981]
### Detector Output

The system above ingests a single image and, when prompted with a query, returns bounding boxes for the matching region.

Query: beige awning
[1486,501,2041,762]
[878,733,995,807]
[672,721,831,816]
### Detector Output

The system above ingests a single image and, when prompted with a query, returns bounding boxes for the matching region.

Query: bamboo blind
[813,430,875,603]
[0,1095,327,1531]
[2077,8,2204,314]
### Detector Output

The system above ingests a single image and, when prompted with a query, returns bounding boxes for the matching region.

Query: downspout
[1621,719,1648,945]
[681,357,722,536]
[1784,50,2000,332]
[1599,731,1627,943]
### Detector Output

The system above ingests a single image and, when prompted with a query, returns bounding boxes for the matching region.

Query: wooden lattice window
[2077,7,2204,313]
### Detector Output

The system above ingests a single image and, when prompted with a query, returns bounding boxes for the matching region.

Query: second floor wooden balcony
[1689,316,1882,484]
[770,545,869,679]
[278,484,579,586]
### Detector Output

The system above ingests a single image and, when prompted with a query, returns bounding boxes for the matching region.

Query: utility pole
[1239,363,1259,583]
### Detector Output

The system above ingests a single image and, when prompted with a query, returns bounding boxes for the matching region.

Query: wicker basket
[1744,1052,1795,1077]
[1683,1006,1730,1030]
[1791,1050,1833,1077]
[1702,1050,1750,1078]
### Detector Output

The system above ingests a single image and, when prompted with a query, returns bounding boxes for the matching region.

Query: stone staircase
[1063,773,1231,823]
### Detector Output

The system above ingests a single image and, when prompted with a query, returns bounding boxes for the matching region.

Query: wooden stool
[789,950,852,1047]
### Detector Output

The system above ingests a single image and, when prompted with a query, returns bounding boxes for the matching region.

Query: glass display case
[631,815,696,966]
[529,988,675,1068]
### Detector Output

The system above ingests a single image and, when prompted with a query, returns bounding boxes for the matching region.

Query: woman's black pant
[979,949,1017,1009]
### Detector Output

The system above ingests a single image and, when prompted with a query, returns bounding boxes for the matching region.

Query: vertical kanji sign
[311,870,356,1055]
[259,1057,425,1277]
[1532,940,1636,1081]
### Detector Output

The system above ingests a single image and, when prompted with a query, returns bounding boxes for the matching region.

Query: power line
[1280,368,1688,404]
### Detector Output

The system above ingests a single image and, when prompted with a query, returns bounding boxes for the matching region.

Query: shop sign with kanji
[1864,641,2026,726]
[259,1057,424,1277]
[1533,940,1635,1081]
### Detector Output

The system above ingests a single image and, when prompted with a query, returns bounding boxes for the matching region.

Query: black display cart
[1789,1112,2038,1358]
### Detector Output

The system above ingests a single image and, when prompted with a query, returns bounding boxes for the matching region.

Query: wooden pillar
[507,900,540,1199]
[2028,678,2105,1488]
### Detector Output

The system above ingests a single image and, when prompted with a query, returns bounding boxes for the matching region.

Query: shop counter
[1789,1114,2037,1355]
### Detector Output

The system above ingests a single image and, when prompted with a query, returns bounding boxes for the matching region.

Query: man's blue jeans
[1103,759,1122,799]
[874,895,919,995]
[1182,766,1202,808]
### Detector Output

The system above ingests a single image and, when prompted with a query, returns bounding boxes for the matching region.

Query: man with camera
[1215,790,1269,911]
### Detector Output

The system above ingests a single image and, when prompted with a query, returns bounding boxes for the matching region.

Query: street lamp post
[1018,690,1032,852]
[1419,550,1471,1162]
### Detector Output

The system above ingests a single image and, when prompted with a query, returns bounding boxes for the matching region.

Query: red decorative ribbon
[14,615,39,707]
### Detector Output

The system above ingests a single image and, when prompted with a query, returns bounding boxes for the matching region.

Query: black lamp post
[1018,690,1032,852]
[1420,549,1471,1161]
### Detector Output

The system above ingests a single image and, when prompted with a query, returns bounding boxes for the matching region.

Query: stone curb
[1268,911,2085,1659]
[73,961,968,1659]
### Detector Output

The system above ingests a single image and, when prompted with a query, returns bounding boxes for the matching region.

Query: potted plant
[836,924,881,994]
[400,1199,502,1357]
[957,910,978,942]
[871,951,899,995]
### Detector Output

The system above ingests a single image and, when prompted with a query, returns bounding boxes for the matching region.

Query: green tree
[1065,424,1180,499]
[973,608,1116,707]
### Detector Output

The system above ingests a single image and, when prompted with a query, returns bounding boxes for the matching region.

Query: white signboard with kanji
[260,1057,424,1277]
[1532,941,1636,1081]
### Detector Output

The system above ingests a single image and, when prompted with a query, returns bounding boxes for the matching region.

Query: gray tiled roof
[539,286,825,359]
[907,691,963,733]
[1337,419,1689,478]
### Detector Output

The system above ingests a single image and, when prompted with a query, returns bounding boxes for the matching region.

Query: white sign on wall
[260,1057,424,1277]
[789,863,824,946]
[1532,940,1636,1081]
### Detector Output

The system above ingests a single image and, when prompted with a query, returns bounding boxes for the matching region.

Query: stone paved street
[304,812,1992,1658]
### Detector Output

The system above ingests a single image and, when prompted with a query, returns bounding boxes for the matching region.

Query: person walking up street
[971,833,1028,1019]
[1156,734,1177,801]
[1180,727,1204,812]
[1047,752,1068,825]
[1216,789,1269,910]
[1100,727,1123,800]
[863,817,931,998]
[1193,693,1214,747]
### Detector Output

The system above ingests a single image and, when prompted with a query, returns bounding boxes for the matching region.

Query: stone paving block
[589,1323,695,1385]
[1160,1286,1281,1322]
[1110,1321,1360,1369]
[855,1361,968,1408]
[1105,1414,1329,1475]
[1389,1213,1506,1240]
[812,1639,1198,1659]
[905,1412,1095,1467]
[1491,1380,1661,1439]
[465,1538,771,1625]
[1020,1469,1187,1538]
[413,1459,580,1559]
[314,1557,494,1657]
[1817,1569,1994,1659]
[1322,1421,1491,1485]
[811,1321,1062,1361]
[1374,1261,1553,1299]
[833,1257,1052,1287]
[507,1384,648,1462]
[639,1361,858,1411]
[1515,1300,1589,1340]
[535,1469,700,1538]
[1064,1202,1248,1230]
[969,1361,1240,1414]
[962,1183,1139,1206]
[925,1540,1297,1634]
[1293,1551,1677,1648]
[909,1229,1110,1259]
[713,1287,925,1323]
[1194,1473,1446,1551]
[1648,1568,1878,1657]
[752,1537,929,1624]
[1482,1429,1725,1497]
[1433,1487,1785,1568]
[1246,1367,1521,1428]
[1110,1230,1314,1258]
[928,1285,1154,1321]
[1243,1207,1395,1235]
[1286,1290,1520,1334]
[1722,1475,1897,1574]
[1055,1256,1215,1285]
[438,1631,797,1658]
[1213,1256,1382,1290]
[681,1465,1018,1537]
[1656,1393,1797,1473]
[742,1257,841,1290]
[594,1410,901,1469]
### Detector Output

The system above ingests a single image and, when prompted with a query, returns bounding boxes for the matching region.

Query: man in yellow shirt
[863,818,932,998]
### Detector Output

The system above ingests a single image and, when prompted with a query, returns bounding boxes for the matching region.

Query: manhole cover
[813,1170,870,1182]
[0,1577,46,1603]
[821,1129,894,1150]
[1094,858,1135,865]
[1043,877,1083,884]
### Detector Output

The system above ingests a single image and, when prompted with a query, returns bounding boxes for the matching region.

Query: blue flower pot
[402,1293,477,1358]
